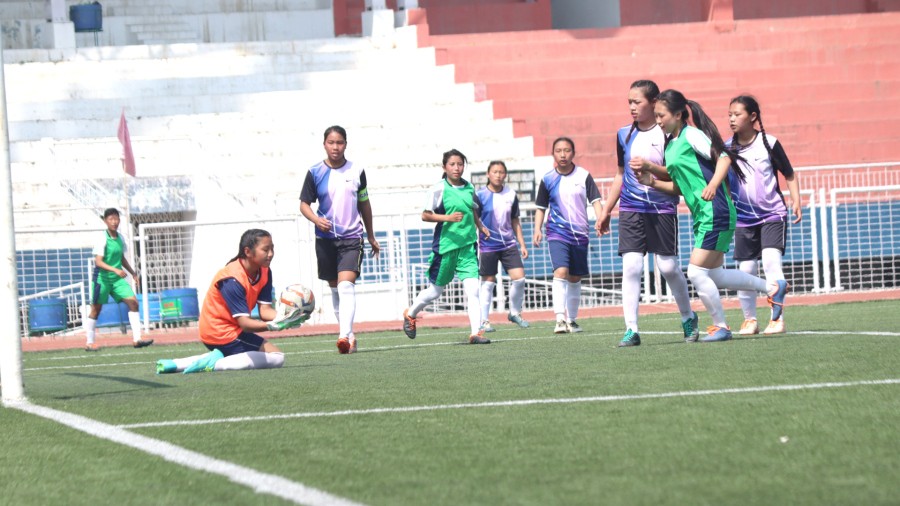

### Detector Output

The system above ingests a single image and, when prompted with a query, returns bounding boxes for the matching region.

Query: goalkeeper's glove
[266,310,308,332]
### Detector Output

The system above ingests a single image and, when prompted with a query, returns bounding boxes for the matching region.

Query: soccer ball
[278,284,315,319]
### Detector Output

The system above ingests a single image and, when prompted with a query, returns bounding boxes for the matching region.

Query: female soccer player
[476,160,530,331]
[402,149,492,344]
[533,137,604,334]
[300,125,380,354]
[84,208,153,351]
[632,89,788,342]
[726,95,801,335]
[598,80,698,347]
[155,229,305,374]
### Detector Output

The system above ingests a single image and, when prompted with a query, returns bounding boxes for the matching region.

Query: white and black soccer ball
[278,283,315,319]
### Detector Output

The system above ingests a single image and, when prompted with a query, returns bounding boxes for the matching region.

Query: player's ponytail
[229,229,272,264]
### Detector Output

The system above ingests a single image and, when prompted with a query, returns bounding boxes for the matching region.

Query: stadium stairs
[422,11,900,177]
[5,28,537,219]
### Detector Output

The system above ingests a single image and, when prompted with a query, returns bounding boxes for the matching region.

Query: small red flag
[117,109,136,177]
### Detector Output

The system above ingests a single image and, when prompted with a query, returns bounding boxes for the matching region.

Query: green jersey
[424,178,478,254]
[664,125,736,233]
[93,230,126,284]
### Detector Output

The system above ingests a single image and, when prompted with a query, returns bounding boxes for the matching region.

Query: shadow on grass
[51,372,174,399]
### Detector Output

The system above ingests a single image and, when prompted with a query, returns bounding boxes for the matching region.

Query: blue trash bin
[28,298,67,334]
[137,293,162,323]
[96,297,127,328]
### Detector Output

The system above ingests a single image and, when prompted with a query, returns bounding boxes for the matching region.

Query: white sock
[509,278,526,315]
[566,280,582,321]
[410,284,444,318]
[707,266,768,293]
[762,248,786,321]
[127,311,142,342]
[331,286,340,322]
[214,351,284,371]
[737,260,759,320]
[622,252,643,331]
[337,280,355,338]
[762,248,785,283]
[657,254,693,320]
[687,264,727,328]
[85,316,97,345]
[479,281,496,321]
[464,277,481,335]
[551,278,567,320]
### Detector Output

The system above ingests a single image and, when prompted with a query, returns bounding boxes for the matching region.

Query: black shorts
[479,246,524,277]
[617,211,679,257]
[733,220,786,261]
[315,238,364,281]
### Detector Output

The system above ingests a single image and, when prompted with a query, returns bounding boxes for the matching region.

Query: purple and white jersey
[535,165,602,246]
[726,133,795,227]
[476,185,520,253]
[300,160,368,239]
[616,124,679,214]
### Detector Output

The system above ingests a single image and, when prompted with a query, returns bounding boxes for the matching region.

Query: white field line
[23,329,900,370]
[119,378,900,430]
[6,400,366,506]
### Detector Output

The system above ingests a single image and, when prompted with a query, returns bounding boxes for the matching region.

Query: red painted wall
[734,0,900,19]
[334,0,550,37]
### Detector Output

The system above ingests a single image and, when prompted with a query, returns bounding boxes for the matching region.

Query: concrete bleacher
[0,0,334,48]
[425,12,900,176]
[4,25,537,217]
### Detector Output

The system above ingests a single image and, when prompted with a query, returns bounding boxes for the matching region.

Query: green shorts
[91,276,136,305]
[693,228,735,253]
[427,244,479,287]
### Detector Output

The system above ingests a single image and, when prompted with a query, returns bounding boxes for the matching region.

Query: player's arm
[94,255,127,278]
[299,171,332,232]
[639,174,681,196]
[702,156,732,201]
[219,278,271,333]
[357,171,381,256]
[630,157,670,181]
[598,166,624,235]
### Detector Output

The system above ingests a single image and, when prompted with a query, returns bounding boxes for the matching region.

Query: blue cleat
[507,313,530,328]
[618,329,641,347]
[183,349,224,374]
[683,311,700,342]
[156,359,178,375]
[700,325,733,342]
[767,280,789,322]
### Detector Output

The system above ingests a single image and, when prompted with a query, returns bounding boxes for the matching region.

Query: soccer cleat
[683,311,700,342]
[348,333,358,353]
[183,349,224,374]
[508,313,530,328]
[767,280,789,322]
[566,320,583,333]
[337,337,351,354]
[763,319,786,335]
[133,339,154,349]
[468,329,491,344]
[700,325,733,343]
[618,329,641,347]
[480,320,495,333]
[739,319,760,335]
[402,308,417,339]
[156,359,177,374]
[553,319,568,334]
[85,343,101,352]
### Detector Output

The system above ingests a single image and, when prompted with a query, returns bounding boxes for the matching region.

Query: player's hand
[790,200,803,223]
[368,235,381,258]
[635,170,655,187]
[266,310,307,332]
[481,226,491,239]
[520,244,529,260]
[447,212,463,223]
[533,230,543,247]
[701,184,717,201]
[316,217,333,233]
[597,210,612,235]
[629,156,649,173]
